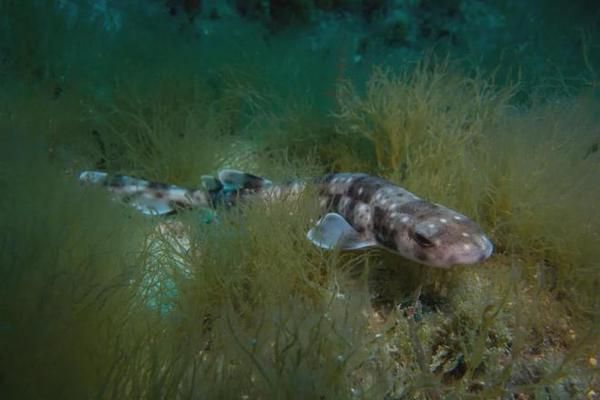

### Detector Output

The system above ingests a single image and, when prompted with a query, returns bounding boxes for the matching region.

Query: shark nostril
[412,232,434,248]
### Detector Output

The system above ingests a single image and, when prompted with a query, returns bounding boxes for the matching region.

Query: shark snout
[443,234,494,267]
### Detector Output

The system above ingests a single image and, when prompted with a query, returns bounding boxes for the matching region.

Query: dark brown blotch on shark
[347,176,385,203]
[107,175,127,188]
[148,182,171,191]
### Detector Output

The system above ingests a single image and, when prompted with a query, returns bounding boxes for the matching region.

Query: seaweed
[1,2,598,399]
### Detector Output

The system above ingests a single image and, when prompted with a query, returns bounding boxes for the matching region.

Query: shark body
[79,170,493,268]
[309,173,493,267]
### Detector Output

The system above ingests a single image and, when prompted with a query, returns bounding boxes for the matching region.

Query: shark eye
[412,232,434,248]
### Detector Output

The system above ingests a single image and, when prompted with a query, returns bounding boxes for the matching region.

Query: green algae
[1,3,599,399]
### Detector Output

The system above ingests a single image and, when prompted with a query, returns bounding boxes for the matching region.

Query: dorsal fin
[218,169,272,191]
[200,175,223,192]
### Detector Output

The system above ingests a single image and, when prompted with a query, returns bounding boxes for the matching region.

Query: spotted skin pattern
[79,170,493,267]
[79,171,211,214]
[310,173,493,267]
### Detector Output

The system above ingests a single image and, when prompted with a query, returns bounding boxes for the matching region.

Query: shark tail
[78,171,211,215]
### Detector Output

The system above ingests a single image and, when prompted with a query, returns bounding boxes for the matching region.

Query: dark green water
[0,1,598,399]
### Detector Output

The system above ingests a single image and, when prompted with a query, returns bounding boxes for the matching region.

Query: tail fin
[78,171,210,215]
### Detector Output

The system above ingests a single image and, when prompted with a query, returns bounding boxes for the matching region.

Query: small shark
[79,169,493,268]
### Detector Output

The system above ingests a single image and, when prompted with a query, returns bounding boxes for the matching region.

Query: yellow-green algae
[1,3,599,399]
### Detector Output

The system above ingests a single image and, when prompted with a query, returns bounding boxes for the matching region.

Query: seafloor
[1,1,598,399]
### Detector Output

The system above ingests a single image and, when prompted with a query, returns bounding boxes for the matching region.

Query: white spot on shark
[358,203,370,213]
[290,182,303,195]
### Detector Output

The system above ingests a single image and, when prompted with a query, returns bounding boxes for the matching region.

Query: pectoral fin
[307,213,378,250]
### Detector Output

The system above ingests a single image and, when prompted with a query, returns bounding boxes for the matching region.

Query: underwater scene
[1,1,599,399]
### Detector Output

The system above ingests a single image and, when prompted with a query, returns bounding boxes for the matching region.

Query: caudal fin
[78,170,209,215]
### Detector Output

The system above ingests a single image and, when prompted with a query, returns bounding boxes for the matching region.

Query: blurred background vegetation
[0,0,598,398]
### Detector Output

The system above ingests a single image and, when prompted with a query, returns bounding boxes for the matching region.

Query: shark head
[389,201,494,267]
